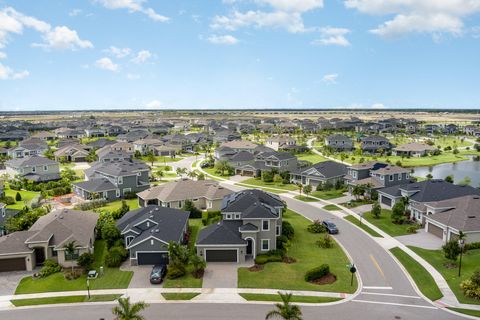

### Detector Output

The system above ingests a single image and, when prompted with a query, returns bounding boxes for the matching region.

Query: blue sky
[0,0,479,111]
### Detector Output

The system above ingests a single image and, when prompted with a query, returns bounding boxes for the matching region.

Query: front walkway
[395,229,443,250]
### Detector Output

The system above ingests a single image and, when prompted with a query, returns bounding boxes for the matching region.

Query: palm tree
[112,297,149,320]
[63,240,78,273]
[265,292,303,320]
[296,183,303,196]
[146,152,156,167]
[187,170,197,180]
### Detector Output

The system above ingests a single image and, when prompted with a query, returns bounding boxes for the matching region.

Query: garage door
[137,252,169,265]
[0,258,26,272]
[381,196,392,207]
[427,223,444,239]
[205,250,237,262]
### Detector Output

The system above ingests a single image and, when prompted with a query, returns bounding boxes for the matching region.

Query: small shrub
[461,270,480,300]
[406,225,419,234]
[105,246,127,267]
[15,192,22,201]
[282,221,295,240]
[1,196,15,205]
[305,264,330,282]
[316,234,334,248]
[39,259,62,278]
[307,220,327,233]
[255,254,283,265]
[77,252,95,271]
[64,269,82,280]
[167,264,186,279]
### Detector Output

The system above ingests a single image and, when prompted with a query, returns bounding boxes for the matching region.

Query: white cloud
[146,99,162,109]
[95,57,119,72]
[0,62,29,80]
[0,52,6,59]
[0,7,92,51]
[131,50,152,64]
[69,9,82,17]
[371,103,387,109]
[311,27,351,46]
[322,73,338,84]
[207,34,239,45]
[344,0,480,37]
[127,73,140,80]
[212,0,324,33]
[104,46,131,58]
[97,0,169,22]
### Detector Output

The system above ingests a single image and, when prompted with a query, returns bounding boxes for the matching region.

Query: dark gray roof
[257,151,296,160]
[87,138,116,149]
[221,189,283,219]
[196,220,246,245]
[22,172,61,182]
[230,151,254,162]
[73,178,116,192]
[292,160,347,178]
[117,206,189,246]
[89,160,149,176]
[239,223,258,232]
[6,155,58,168]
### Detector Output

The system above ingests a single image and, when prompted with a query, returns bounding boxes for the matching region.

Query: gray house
[324,134,354,151]
[6,156,61,182]
[361,135,392,153]
[235,151,298,177]
[344,161,410,192]
[117,206,189,265]
[73,159,150,201]
[196,189,284,263]
[290,161,347,188]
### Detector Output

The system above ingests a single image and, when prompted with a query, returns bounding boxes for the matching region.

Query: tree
[146,152,156,167]
[77,252,94,271]
[112,297,149,320]
[445,175,454,183]
[303,185,312,198]
[443,239,461,263]
[214,160,232,176]
[101,218,121,247]
[187,170,197,180]
[296,183,303,196]
[265,292,303,320]
[63,240,78,273]
[154,169,164,181]
[60,168,78,182]
[426,173,433,180]
[15,192,22,201]
[391,202,406,224]
[371,202,381,219]
[459,176,472,186]
[183,199,202,218]
[352,185,365,201]
[190,254,206,278]
[176,167,187,178]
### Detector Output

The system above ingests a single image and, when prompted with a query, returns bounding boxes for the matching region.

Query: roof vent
[149,215,154,218]
[155,229,160,232]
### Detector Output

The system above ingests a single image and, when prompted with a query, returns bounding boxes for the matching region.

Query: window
[235,214,241,219]
[352,171,357,178]
[150,239,154,245]
[126,236,134,246]
[123,188,131,194]
[261,239,270,251]
[207,201,212,209]
[406,174,410,179]
[116,190,120,198]
[44,165,48,171]
[65,250,79,261]
[226,214,232,220]
[147,221,150,227]
[398,174,402,181]
[389,175,394,181]
[262,220,269,231]
[51,248,57,257]
[380,175,384,180]
[276,225,281,236]
[32,166,36,172]
[118,176,123,184]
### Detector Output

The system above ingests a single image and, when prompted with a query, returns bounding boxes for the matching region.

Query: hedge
[304,264,330,282]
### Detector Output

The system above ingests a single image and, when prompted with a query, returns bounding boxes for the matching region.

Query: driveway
[121,264,159,288]
[395,229,444,250]
[202,263,240,288]
[0,270,34,295]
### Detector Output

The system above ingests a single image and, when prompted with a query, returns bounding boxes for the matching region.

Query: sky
[0,0,479,111]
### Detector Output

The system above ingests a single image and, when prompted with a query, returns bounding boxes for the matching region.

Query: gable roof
[196,220,246,245]
[293,161,347,178]
[426,195,480,232]
[221,189,284,217]
[6,155,58,168]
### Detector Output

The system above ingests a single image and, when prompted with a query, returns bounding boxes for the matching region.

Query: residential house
[31,131,56,141]
[265,136,296,151]
[393,142,437,157]
[117,206,189,265]
[196,189,284,263]
[73,159,150,201]
[344,161,411,192]
[324,134,354,151]
[54,143,91,162]
[377,180,480,224]
[137,179,233,211]
[8,141,48,159]
[290,161,347,188]
[0,209,98,272]
[360,135,392,153]
[235,151,298,177]
[6,156,61,182]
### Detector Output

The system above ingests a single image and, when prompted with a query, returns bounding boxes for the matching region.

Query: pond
[412,157,480,187]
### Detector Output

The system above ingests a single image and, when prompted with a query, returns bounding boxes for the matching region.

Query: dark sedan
[150,264,167,284]
[322,220,339,234]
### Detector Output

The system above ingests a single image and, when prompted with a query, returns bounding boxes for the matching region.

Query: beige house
[0,209,98,272]
[394,142,437,157]
[137,179,233,211]
[265,136,296,151]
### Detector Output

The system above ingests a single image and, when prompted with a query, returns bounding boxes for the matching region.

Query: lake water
[412,158,480,187]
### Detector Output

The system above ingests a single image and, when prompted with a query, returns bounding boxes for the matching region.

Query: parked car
[149,264,167,284]
[322,220,338,234]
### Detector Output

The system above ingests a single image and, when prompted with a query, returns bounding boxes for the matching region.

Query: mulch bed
[282,256,297,264]
[248,264,264,272]
[309,273,337,285]
[193,270,205,279]
[444,262,458,269]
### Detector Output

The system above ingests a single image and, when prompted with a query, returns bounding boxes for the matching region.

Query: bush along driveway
[15,240,133,294]
[238,209,357,293]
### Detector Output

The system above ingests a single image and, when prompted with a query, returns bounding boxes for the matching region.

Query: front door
[246,239,253,255]
[34,248,45,265]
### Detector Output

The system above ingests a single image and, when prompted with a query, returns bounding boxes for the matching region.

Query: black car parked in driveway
[150,264,167,284]
[322,220,338,234]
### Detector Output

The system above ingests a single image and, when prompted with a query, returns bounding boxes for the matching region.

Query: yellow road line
[370,254,385,279]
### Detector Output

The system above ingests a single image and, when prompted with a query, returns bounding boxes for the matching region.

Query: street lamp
[458,238,465,277]
[86,278,91,299]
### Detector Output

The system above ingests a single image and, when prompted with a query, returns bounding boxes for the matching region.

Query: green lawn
[390,247,443,301]
[296,152,328,164]
[363,209,412,237]
[11,294,121,307]
[323,205,342,211]
[161,293,200,300]
[140,155,182,163]
[163,219,204,288]
[99,198,140,212]
[5,189,41,210]
[311,188,346,200]
[294,195,318,202]
[409,246,480,305]
[238,209,357,293]
[344,215,382,238]
[203,167,231,180]
[239,293,341,304]
[240,178,297,192]
[15,240,132,294]
[448,307,480,317]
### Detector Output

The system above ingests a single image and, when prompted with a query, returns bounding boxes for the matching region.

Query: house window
[147,221,150,227]
[65,250,79,261]
[226,214,232,220]
[389,175,394,181]
[261,239,270,251]
[380,175,384,180]
[352,171,357,178]
[118,176,123,184]
[406,174,410,179]
[123,188,131,194]
[207,201,212,209]
[398,174,402,181]
[150,239,154,245]
[235,214,241,219]
[137,172,141,176]
[51,248,57,257]
[262,220,269,231]
[276,225,281,236]
[126,236,134,246]
[116,190,120,198]
[44,166,48,171]
[32,167,36,172]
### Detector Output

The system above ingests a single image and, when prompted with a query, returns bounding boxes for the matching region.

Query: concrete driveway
[121,264,160,288]
[395,229,444,250]
[0,270,34,295]
[202,263,240,288]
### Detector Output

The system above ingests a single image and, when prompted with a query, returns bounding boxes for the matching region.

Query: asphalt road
[0,301,463,320]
